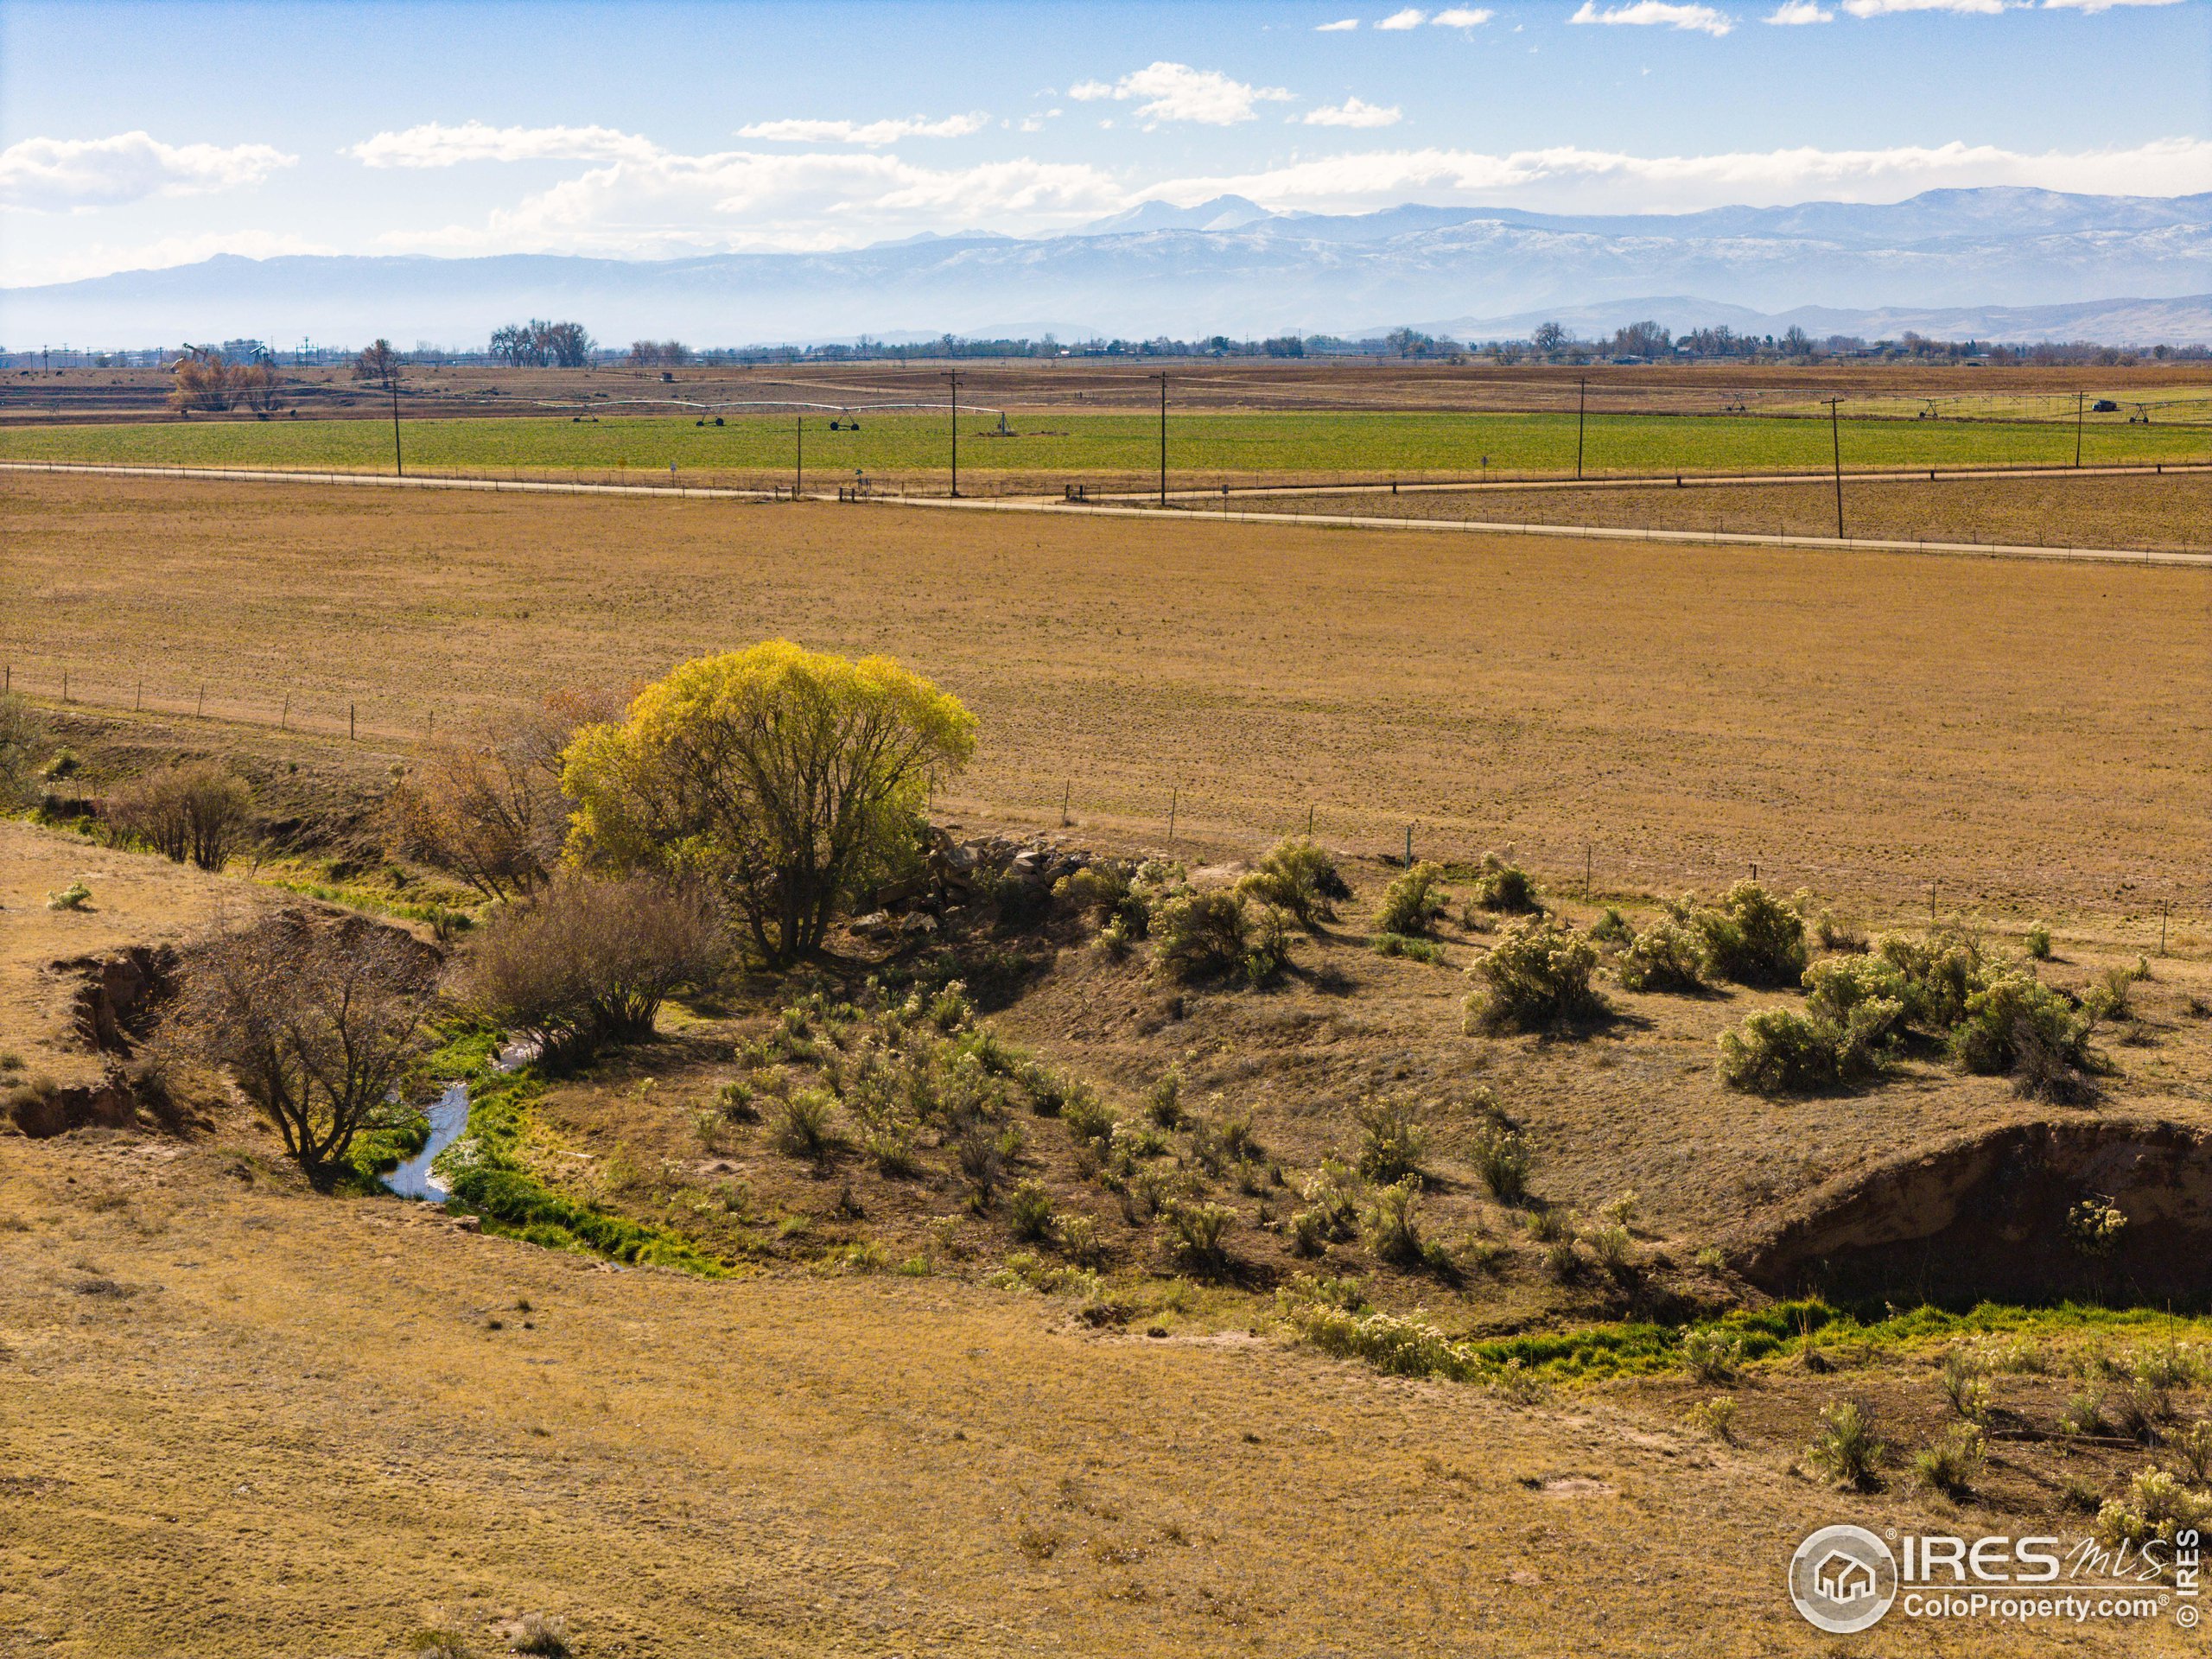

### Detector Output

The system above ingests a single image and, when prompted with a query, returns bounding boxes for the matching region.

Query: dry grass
[1236,469,2212,553]
[0,817,250,1086]
[10,1128,2199,1658]
[5,473,2209,925]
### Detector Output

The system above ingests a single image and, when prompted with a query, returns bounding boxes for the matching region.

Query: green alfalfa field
[3,405,2207,488]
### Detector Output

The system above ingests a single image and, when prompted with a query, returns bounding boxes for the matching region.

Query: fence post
[1405,823,1414,868]
[1061,780,1071,827]
[1168,788,1177,843]
[281,696,289,730]
[61,671,67,702]
[349,702,356,741]
[197,683,205,717]
[1586,844,1592,900]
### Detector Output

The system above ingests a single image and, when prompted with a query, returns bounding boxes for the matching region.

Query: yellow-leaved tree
[560,642,976,968]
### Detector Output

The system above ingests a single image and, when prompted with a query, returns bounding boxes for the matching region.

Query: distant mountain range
[5,187,2209,348]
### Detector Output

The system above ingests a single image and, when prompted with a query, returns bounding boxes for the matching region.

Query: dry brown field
[1205,469,2212,553]
[10,464,2212,1656]
[8,1113,2200,1659]
[4,471,2209,922]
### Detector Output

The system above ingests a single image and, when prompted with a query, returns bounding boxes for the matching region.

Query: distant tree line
[489,319,595,368]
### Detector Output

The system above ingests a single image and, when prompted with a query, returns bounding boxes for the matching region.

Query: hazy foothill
[7,4,2212,1653]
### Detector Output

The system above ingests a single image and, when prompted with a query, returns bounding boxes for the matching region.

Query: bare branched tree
[353,339,402,386]
[168,347,236,412]
[166,912,436,1174]
[105,760,255,871]
[454,873,725,1058]
[387,692,620,902]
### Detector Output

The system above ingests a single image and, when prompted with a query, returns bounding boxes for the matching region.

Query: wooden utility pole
[795,416,803,498]
[390,378,404,477]
[1575,377,1587,480]
[2074,390,2085,468]
[1155,372,1169,506]
[1824,397,1846,538]
[947,372,962,498]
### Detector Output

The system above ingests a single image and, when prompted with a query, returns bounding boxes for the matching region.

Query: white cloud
[1569,2,1736,34]
[1315,15,1361,27]
[0,131,295,211]
[1765,0,1834,19]
[735,112,988,146]
[1303,97,1405,127]
[2041,0,2184,10]
[1146,136,2212,217]
[1432,6,1496,22]
[1840,0,2008,14]
[1376,8,1427,27]
[348,121,658,168]
[375,147,1128,259]
[1064,62,1293,125]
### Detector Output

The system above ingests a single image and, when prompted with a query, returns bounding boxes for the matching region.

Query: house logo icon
[1789,1525,1898,1633]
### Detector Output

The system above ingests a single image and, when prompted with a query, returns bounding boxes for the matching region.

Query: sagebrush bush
[1464,918,1606,1033]
[1360,1179,1426,1265]
[2095,1466,2212,1552]
[1238,836,1348,926]
[1940,1347,1992,1422]
[1806,1400,1886,1490]
[1913,1427,1987,1498]
[1009,1179,1056,1241]
[2025,922,2053,961]
[1949,970,2093,1077]
[1469,850,1540,913]
[1292,1157,1361,1253]
[1162,1200,1236,1274]
[1375,861,1448,937]
[772,1089,838,1160]
[1615,918,1709,993]
[1243,903,1297,987]
[1585,1222,1632,1273]
[105,760,255,871]
[1355,1099,1428,1183]
[1692,881,1808,987]
[1054,1211,1103,1264]
[1054,864,1150,938]
[1716,1008,1844,1094]
[1878,929,1984,1031]
[1152,890,1290,987]
[1467,1120,1530,1205]
[1589,906,1634,946]
[1681,1329,1741,1383]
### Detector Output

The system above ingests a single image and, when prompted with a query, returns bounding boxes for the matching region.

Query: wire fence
[12,659,2202,952]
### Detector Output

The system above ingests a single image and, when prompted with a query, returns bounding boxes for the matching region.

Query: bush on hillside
[1615,918,1709,993]
[1691,880,1808,987]
[1237,836,1348,926]
[457,873,725,1058]
[1464,918,1606,1033]
[1469,850,1540,913]
[1375,861,1448,938]
[105,760,255,872]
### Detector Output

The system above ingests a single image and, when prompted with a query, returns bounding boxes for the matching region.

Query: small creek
[381,1040,535,1204]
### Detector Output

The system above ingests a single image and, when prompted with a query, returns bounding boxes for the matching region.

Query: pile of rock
[849,828,1098,941]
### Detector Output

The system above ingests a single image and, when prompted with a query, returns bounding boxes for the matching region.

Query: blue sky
[3,0,2208,283]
